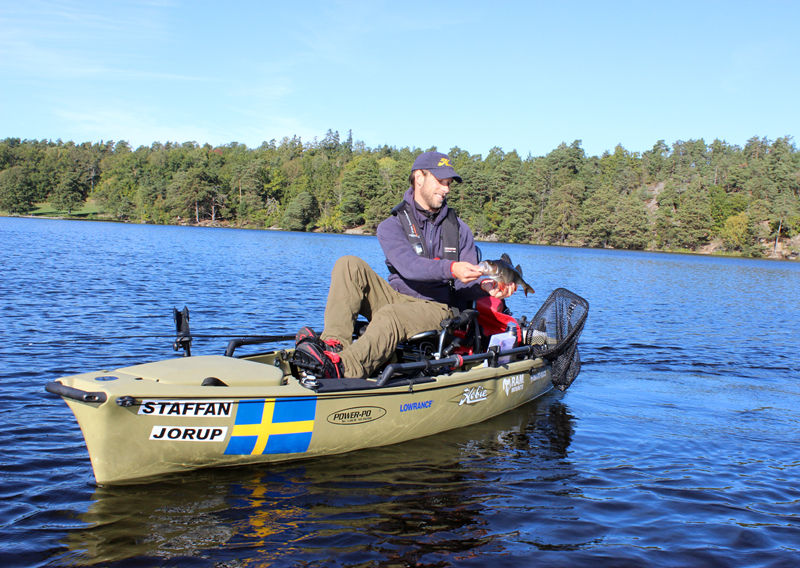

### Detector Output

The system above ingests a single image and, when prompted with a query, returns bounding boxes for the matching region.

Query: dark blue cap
[411,151,462,183]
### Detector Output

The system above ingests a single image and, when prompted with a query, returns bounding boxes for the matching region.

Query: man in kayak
[294,150,517,378]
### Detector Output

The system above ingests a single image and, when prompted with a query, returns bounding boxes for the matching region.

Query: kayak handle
[45,381,108,404]
[225,335,296,357]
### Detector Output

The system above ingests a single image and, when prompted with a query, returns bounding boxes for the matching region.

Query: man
[293,150,517,379]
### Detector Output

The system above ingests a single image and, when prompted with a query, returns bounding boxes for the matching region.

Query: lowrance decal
[399,400,433,412]
[149,426,228,442]
[327,406,387,425]
[138,400,232,417]
[531,370,547,381]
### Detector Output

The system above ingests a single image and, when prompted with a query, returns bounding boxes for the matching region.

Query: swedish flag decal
[224,398,316,455]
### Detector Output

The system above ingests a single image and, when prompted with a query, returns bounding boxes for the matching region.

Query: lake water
[1,217,799,567]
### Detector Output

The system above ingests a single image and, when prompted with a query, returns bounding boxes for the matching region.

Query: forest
[1,131,799,258]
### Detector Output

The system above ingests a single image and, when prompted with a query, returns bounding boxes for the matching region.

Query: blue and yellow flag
[224,397,316,455]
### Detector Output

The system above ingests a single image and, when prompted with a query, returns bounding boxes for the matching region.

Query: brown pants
[320,256,453,378]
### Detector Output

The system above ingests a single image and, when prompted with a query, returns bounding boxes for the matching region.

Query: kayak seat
[395,308,481,362]
[352,312,478,363]
[353,293,516,366]
[407,329,438,341]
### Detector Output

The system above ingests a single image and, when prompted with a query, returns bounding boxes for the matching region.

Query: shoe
[295,326,320,347]
[295,326,343,353]
[292,341,344,379]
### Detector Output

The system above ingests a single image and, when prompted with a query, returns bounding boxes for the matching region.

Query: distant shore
[4,211,798,261]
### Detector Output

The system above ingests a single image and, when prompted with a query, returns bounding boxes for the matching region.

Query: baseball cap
[411,151,462,183]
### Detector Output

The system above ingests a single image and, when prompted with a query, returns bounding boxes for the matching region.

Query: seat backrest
[476,297,520,343]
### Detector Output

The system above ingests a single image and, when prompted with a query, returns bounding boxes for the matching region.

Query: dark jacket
[376,187,486,309]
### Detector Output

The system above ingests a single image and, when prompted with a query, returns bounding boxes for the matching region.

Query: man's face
[414,170,453,211]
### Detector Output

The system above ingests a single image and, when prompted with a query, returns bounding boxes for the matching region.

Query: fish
[478,253,535,297]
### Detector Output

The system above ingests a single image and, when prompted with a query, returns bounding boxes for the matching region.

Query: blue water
[1,217,799,567]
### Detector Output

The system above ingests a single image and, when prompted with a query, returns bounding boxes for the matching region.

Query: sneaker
[292,341,344,379]
[295,326,320,347]
[295,326,343,353]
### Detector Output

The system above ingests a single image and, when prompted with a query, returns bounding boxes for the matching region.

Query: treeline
[1,131,799,257]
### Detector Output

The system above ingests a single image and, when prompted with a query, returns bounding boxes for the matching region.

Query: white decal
[149,426,228,442]
[459,386,488,406]
[502,374,525,396]
[138,400,232,417]
[531,370,547,381]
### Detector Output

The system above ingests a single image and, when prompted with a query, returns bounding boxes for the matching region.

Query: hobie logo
[458,385,488,406]
[438,158,452,167]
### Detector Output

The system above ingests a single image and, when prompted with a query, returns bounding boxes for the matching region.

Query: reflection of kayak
[45,288,588,485]
[62,397,576,563]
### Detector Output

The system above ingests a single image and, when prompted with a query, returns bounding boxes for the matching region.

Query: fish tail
[523,283,535,297]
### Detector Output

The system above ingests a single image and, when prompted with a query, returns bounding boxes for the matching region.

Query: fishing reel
[173,306,193,357]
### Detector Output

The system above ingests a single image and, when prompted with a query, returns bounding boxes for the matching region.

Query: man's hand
[481,280,517,299]
[451,261,484,284]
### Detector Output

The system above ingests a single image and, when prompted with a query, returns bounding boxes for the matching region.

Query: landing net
[524,288,589,391]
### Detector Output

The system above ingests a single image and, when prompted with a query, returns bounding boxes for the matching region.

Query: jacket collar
[404,186,449,226]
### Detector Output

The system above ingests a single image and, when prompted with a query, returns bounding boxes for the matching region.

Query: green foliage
[719,212,752,251]
[339,156,384,227]
[317,209,345,233]
[785,214,800,238]
[2,134,799,257]
[672,181,714,250]
[0,165,35,214]
[281,192,317,231]
[542,182,581,243]
[50,171,86,214]
[609,191,649,250]
[578,187,614,247]
[709,185,748,231]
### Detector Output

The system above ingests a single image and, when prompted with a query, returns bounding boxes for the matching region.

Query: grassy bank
[25,201,101,218]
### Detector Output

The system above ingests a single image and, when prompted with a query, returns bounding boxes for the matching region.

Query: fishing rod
[24,333,298,343]
[24,307,310,357]
[171,306,303,357]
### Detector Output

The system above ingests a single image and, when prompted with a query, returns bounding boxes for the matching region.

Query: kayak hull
[51,353,551,485]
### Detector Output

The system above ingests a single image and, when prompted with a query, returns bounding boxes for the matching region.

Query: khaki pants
[320,256,453,379]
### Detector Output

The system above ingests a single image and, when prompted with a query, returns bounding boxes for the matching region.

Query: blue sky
[1,0,797,158]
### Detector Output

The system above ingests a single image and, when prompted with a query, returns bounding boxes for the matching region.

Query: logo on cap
[438,158,452,167]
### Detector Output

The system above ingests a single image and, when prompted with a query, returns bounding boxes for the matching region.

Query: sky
[1,0,798,159]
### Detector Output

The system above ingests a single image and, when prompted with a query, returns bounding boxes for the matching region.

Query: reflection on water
[56,395,575,566]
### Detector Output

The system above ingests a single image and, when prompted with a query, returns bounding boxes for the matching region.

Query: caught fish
[478,253,535,297]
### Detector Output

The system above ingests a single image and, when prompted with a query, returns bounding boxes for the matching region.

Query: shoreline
[4,212,798,261]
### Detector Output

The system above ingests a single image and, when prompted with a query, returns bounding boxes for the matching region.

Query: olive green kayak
[45,288,588,485]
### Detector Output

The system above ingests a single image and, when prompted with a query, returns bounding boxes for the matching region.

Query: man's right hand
[482,280,517,299]
[450,261,484,284]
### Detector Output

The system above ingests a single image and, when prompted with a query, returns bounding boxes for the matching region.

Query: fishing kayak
[46,288,588,485]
